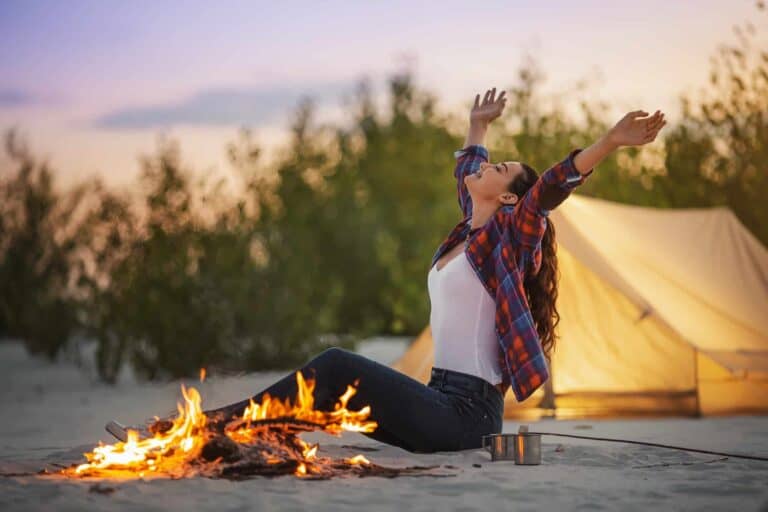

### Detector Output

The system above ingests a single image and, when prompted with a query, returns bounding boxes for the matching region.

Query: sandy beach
[1,341,766,512]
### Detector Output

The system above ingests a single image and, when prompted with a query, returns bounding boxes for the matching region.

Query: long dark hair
[506,163,560,362]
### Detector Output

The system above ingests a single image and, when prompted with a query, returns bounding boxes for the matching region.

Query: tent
[392,195,768,419]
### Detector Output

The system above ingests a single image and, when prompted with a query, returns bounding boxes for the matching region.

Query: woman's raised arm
[454,88,507,218]
[465,87,506,147]
[573,109,667,174]
[503,109,667,248]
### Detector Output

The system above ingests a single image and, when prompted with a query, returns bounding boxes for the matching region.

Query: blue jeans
[205,347,505,453]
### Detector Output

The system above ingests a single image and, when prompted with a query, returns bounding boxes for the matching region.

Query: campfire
[59,371,448,481]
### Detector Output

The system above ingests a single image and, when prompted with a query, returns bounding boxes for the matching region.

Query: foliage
[0,131,125,358]
[653,14,768,243]
[1,8,765,380]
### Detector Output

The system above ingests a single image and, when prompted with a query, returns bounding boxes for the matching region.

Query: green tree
[0,129,117,358]
[653,9,768,244]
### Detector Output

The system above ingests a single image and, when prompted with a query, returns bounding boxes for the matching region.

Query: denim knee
[310,346,349,368]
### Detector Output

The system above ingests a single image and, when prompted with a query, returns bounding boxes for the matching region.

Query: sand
[1,340,766,511]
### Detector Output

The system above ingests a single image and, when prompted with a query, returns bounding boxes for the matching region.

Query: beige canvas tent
[392,195,768,419]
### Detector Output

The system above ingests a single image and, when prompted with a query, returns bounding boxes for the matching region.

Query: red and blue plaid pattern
[430,144,593,402]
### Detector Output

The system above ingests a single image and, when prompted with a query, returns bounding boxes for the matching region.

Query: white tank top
[427,249,503,385]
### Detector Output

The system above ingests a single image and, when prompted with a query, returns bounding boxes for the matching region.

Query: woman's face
[464,161,524,205]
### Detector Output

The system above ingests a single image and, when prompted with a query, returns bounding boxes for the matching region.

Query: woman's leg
[204,347,467,453]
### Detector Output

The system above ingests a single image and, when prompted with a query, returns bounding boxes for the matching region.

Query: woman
[116,88,666,453]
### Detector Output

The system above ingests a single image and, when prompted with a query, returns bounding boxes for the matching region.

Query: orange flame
[68,384,207,479]
[199,368,206,383]
[347,454,370,465]
[227,371,377,443]
[63,371,376,479]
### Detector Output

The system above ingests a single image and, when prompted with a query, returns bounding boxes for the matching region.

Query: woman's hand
[607,110,667,147]
[470,87,507,126]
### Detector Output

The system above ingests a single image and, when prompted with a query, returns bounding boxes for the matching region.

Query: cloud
[0,89,36,106]
[93,80,361,129]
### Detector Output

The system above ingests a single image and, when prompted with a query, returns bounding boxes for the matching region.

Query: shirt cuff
[560,148,594,190]
[454,144,489,160]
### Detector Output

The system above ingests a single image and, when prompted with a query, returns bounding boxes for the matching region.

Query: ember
[59,371,450,480]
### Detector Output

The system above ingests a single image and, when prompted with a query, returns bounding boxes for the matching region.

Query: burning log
[148,419,175,436]
[200,436,241,463]
[56,371,455,481]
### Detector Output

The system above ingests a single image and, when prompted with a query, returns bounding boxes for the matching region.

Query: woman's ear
[499,192,518,206]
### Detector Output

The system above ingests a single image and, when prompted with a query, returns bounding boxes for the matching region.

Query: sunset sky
[0,0,762,190]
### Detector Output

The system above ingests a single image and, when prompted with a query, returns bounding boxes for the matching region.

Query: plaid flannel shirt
[430,144,594,402]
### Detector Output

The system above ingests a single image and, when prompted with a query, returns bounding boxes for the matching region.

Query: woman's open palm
[470,87,507,124]
[610,110,667,146]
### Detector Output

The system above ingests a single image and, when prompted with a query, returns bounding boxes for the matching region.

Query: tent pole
[693,348,702,417]
[540,358,556,417]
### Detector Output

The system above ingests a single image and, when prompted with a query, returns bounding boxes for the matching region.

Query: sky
[0,0,763,191]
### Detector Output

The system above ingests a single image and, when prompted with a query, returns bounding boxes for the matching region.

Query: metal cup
[482,432,542,465]
[482,433,515,461]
